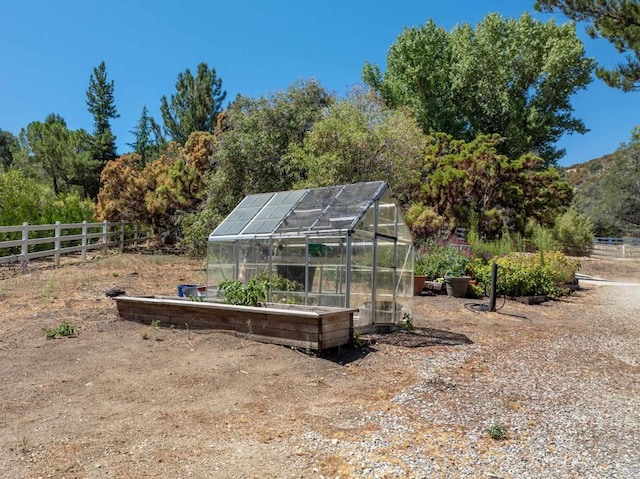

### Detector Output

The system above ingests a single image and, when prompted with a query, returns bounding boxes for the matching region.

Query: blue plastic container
[177,284,198,297]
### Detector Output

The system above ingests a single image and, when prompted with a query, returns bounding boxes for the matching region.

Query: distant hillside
[564,153,615,191]
[564,146,640,236]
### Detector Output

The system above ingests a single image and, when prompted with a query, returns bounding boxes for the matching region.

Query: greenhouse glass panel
[211,192,274,236]
[206,241,235,289]
[378,191,398,238]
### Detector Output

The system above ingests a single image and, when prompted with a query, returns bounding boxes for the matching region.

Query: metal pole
[488,262,498,312]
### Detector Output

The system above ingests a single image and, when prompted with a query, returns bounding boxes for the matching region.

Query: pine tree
[160,63,226,144]
[536,0,640,91]
[86,61,119,196]
[127,106,165,165]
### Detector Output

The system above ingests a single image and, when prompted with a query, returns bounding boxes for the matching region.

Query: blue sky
[1,0,637,167]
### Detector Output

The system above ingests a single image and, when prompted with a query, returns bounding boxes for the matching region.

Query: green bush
[179,208,224,257]
[415,241,470,278]
[467,226,518,260]
[219,278,269,307]
[553,207,594,257]
[469,252,579,298]
[529,222,560,253]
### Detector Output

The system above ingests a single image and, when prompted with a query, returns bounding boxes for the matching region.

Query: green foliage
[573,143,640,235]
[86,61,119,136]
[219,278,268,307]
[535,0,640,91]
[86,61,119,193]
[404,203,446,239]
[208,79,332,212]
[40,193,96,224]
[127,105,165,165]
[179,208,224,257]
[402,313,414,331]
[415,240,470,278]
[0,172,95,254]
[0,128,18,170]
[529,222,560,253]
[553,207,594,256]
[470,252,580,298]
[17,114,98,197]
[467,224,518,260]
[364,12,594,164]
[0,170,49,226]
[42,321,77,339]
[415,133,573,238]
[486,422,507,441]
[286,89,426,204]
[160,62,226,144]
[185,80,331,248]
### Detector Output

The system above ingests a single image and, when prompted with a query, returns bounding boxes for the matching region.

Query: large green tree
[86,61,119,196]
[363,12,594,164]
[17,114,97,197]
[208,79,332,212]
[176,80,332,255]
[0,128,18,170]
[286,89,426,205]
[160,63,226,144]
[535,0,640,91]
[412,133,573,237]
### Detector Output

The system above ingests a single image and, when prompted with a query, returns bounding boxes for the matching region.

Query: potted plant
[443,254,471,297]
[413,254,429,295]
[415,241,471,296]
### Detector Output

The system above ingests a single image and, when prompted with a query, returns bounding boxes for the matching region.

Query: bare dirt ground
[0,252,639,478]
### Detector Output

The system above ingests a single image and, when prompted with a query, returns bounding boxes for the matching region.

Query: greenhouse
[206,181,414,331]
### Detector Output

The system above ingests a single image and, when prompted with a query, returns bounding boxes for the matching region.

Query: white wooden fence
[592,236,640,259]
[0,221,151,267]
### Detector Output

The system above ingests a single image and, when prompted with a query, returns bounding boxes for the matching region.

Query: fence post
[134,224,139,248]
[21,222,29,273]
[120,221,125,253]
[622,244,626,258]
[81,221,88,260]
[54,221,61,267]
[102,220,108,254]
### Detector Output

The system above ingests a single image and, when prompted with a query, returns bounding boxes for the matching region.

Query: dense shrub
[415,239,470,278]
[470,252,579,298]
[467,225,520,260]
[529,222,560,252]
[553,207,594,257]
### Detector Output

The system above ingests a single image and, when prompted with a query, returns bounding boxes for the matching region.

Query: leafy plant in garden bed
[469,251,579,299]
[415,239,471,279]
[219,273,300,307]
[219,277,269,306]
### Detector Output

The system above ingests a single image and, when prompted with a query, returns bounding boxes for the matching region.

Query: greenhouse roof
[209,181,389,239]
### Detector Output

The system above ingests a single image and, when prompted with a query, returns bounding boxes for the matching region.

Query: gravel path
[303,285,640,479]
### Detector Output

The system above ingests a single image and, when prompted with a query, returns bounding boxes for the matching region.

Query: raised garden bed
[113,296,356,351]
[514,295,547,305]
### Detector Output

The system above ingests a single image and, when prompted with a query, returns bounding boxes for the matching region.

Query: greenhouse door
[373,237,398,325]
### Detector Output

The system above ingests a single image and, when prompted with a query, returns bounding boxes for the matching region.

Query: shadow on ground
[317,344,378,365]
[367,327,473,349]
[293,328,473,365]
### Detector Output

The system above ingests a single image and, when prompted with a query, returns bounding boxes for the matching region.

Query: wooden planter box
[514,295,547,305]
[113,296,355,351]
